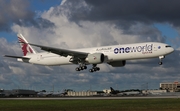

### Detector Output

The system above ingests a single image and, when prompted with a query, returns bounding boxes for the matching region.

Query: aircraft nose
[171,47,174,53]
[164,45,174,54]
[167,47,174,54]
[172,47,174,51]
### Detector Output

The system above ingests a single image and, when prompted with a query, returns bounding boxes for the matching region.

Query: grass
[0,99,180,111]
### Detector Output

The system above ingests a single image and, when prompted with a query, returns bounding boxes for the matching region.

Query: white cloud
[9,66,25,75]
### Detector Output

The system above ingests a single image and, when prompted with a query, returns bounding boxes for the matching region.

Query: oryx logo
[114,44,153,54]
[18,36,33,56]
[93,56,97,60]
[22,44,33,56]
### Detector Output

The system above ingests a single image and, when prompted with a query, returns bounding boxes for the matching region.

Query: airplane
[4,33,174,72]
[37,90,53,97]
[110,87,122,95]
[109,87,124,96]
[51,89,70,97]
[123,91,140,96]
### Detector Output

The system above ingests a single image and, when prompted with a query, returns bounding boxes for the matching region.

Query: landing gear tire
[96,67,100,71]
[76,67,80,71]
[158,56,164,65]
[89,69,94,72]
[75,64,87,72]
[83,66,87,69]
[159,62,162,65]
[80,67,84,70]
[89,64,100,73]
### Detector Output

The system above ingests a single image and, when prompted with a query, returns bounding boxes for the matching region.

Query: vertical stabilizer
[110,87,115,91]
[17,34,36,56]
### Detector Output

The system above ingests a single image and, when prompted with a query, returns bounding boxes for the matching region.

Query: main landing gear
[75,64,100,72]
[89,64,100,73]
[75,64,87,71]
[159,56,165,65]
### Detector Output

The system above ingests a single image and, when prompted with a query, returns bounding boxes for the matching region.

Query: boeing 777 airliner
[5,34,174,72]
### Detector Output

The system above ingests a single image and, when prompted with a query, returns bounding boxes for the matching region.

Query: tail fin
[17,33,36,56]
[110,87,114,91]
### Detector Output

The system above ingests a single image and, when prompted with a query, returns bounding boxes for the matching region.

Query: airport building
[160,81,180,92]
[142,89,167,95]
[0,89,36,97]
[103,89,111,94]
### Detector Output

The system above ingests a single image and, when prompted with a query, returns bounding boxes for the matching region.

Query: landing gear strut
[89,64,100,73]
[159,56,165,65]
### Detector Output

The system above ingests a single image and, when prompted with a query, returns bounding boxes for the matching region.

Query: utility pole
[53,84,54,92]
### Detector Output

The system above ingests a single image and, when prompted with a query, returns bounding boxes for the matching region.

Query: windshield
[165,45,171,48]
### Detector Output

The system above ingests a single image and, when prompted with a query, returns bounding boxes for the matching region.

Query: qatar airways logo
[114,44,153,54]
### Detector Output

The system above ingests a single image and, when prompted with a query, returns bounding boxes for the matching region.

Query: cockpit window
[165,45,171,48]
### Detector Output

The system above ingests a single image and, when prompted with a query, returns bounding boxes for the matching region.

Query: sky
[1,0,180,91]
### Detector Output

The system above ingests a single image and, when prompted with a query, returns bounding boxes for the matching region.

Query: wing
[27,43,89,58]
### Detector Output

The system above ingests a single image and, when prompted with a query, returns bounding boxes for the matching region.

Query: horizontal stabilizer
[4,55,30,59]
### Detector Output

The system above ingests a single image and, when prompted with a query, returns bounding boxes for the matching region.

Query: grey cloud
[122,23,166,43]
[0,0,55,32]
[43,0,171,45]
[162,50,180,68]
[66,0,180,27]
[59,0,175,45]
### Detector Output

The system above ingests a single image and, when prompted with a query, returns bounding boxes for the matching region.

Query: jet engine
[86,53,104,64]
[108,60,126,67]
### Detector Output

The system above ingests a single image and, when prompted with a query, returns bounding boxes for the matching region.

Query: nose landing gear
[159,56,165,65]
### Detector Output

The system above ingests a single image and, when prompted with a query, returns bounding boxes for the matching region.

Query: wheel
[89,69,94,72]
[82,66,87,70]
[93,67,100,71]
[80,67,84,70]
[159,62,162,65]
[93,67,97,72]
[76,67,80,71]
[96,67,100,71]
[83,66,87,69]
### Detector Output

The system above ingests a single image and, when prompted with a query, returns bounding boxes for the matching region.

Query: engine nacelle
[86,53,104,64]
[108,60,126,67]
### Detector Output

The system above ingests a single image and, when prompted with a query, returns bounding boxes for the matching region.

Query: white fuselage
[18,42,174,66]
